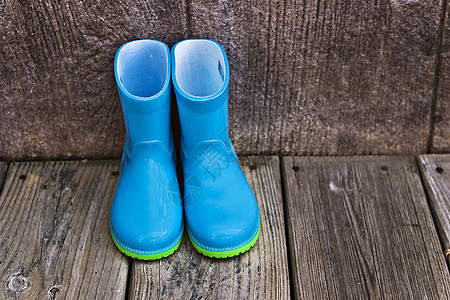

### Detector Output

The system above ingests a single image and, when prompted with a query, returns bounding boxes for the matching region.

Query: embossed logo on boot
[168,172,202,207]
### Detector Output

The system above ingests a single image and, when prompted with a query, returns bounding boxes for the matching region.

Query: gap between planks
[0,162,8,194]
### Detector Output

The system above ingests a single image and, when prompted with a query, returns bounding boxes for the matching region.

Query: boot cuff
[115,40,171,113]
[172,39,229,113]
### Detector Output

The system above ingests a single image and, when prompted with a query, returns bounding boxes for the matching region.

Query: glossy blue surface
[110,40,183,254]
[172,39,261,251]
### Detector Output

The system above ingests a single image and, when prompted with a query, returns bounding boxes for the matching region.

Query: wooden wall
[0,0,448,160]
[432,0,450,153]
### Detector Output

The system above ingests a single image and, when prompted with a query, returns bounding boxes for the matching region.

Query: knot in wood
[7,272,31,294]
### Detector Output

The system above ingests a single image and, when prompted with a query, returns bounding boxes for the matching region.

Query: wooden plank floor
[0,155,449,299]
[418,155,450,266]
[0,161,128,299]
[282,156,450,299]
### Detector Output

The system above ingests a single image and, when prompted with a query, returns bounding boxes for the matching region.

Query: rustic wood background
[0,0,448,160]
[432,1,450,153]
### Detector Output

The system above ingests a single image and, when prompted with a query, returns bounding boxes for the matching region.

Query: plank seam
[185,0,192,38]
[427,0,448,153]
[0,162,9,196]
[279,156,298,300]
[124,257,133,300]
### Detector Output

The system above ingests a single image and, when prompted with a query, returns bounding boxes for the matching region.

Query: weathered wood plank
[417,154,450,266]
[431,1,450,152]
[282,156,450,299]
[0,0,188,160]
[129,156,290,300]
[0,1,445,159]
[0,161,128,299]
[189,0,442,155]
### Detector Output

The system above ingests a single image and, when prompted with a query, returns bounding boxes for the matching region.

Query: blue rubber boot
[172,39,261,258]
[110,40,183,260]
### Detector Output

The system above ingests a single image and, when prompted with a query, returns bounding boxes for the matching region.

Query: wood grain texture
[0,161,128,299]
[0,0,188,160]
[129,156,290,300]
[189,0,442,155]
[282,156,450,299]
[417,154,450,265]
[431,1,450,152]
[0,1,446,159]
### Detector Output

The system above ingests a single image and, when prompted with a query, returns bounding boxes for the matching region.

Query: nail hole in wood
[49,286,60,296]
[381,166,388,171]
[436,167,444,174]
[19,175,26,180]
[292,166,299,172]
[249,165,257,171]
[111,171,119,176]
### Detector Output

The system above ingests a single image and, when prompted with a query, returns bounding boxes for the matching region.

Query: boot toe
[110,152,183,255]
[187,208,260,251]
[185,178,260,250]
[111,208,183,253]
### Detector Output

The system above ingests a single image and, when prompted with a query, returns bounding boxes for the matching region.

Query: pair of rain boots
[110,39,261,259]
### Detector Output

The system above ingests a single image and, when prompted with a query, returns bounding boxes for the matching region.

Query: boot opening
[116,40,168,98]
[174,40,226,98]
